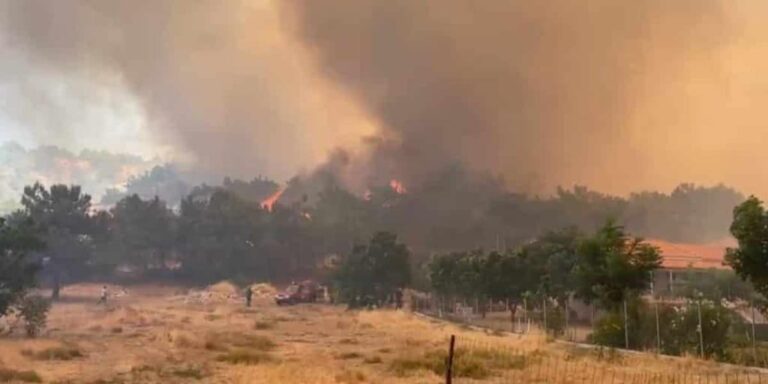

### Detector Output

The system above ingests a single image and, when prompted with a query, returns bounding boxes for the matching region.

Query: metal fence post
[446,335,455,384]
[565,298,570,341]
[651,271,661,354]
[623,299,629,350]
[524,297,529,333]
[752,298,758,365]
[697,298,704,359]
[543,297,548,335]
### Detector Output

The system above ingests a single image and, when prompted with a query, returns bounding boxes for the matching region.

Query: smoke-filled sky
[1,0,768,200]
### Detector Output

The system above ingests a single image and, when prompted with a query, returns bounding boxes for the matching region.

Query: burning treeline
[4,167,744,291]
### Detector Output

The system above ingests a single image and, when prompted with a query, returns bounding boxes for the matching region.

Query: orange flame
[389,179,407,194]
[261,187,285,211]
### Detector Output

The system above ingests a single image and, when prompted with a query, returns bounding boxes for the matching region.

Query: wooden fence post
[446,335,455,384]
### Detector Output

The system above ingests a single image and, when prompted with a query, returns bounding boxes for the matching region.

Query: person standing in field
[98,285,108,305]
[245,286,253,307]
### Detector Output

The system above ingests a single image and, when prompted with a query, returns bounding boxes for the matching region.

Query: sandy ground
[0,283,760,384]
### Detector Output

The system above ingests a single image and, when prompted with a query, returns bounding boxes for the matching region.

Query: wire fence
[447,335,768,384]
[410,293,768,368]
[410,293,593,342]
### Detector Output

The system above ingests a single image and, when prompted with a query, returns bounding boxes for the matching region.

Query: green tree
[335,231,411,308]
[311,183,373,257]
[726,197,768,298]
[429,249,543,318]
[574,221,661,310]
[110,195,175,273]
[0,217,43,317]
[177,189,267,282]
[664,300,732,360]
[521,228,581,305]
[21,183,93,300]
[429,250,484,305]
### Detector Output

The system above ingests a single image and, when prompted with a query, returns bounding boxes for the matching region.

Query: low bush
[363,355,383,364]
[337,351,362,360]
[171,366,206,379]
[334,369,366,383]
[544,304,566,336]
[231,334,275,351]
[589,299,733,360]
[22,345,84,360]
[389,347,523,379]
[216,350,273,365]
[17,295,51,338]
[204,333,275,352]
[0,368,42,383]
[253,320,274,330]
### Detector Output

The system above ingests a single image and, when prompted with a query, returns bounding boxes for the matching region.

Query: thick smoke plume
[0,0,374,181]
[2,1,768,197]
[282,0,768,196]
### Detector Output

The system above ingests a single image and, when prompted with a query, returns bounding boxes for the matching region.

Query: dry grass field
[0,283,759,384]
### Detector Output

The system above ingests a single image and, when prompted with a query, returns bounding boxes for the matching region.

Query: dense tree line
[102,165,743,248]
[428,222,661,317]
[0,170,746,297]
[4,177,768,361]
[334,231,411,308]
[425,221,763,361]
[5,179,383,292]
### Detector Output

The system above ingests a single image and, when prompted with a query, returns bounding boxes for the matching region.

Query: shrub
[334,369,366,383]
[664,301,732,360]
[231,334,275,351]
[544,304,566,336]
[253,320,274,330]
[171,366,206,379]
[589,299,734,360]
[389,347,523,379]
[216,350,273,365]
[0,368,42,383]
[22,345,84,360]
[363,355,383,364]
[337,352,363,360]
[17,295,51,338]
[589,298,671,350]
[204,339,227,351]
[204,333,275,351]
[589,312,628,348]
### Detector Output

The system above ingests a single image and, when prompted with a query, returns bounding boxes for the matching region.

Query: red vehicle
[274,280,321,306]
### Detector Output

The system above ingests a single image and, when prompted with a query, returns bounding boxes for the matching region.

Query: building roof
[645,238,734,270]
